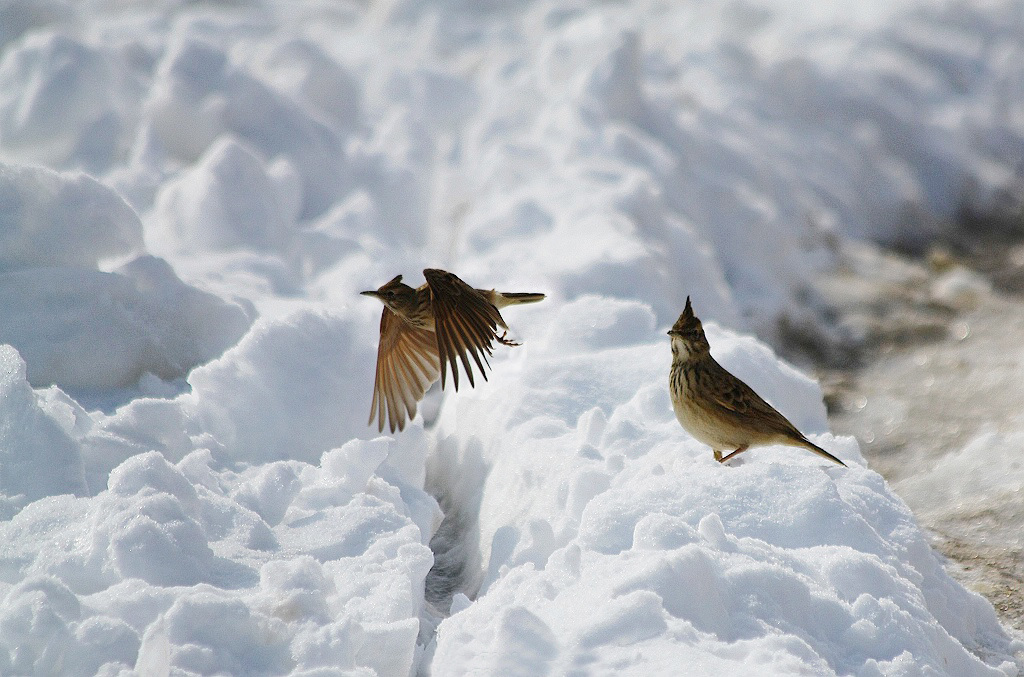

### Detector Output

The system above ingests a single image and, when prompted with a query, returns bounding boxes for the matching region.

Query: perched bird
[361,268,545,433]
[668,297,846,466]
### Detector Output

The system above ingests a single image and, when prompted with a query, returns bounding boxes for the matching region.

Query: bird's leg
[496,330,520,347]
[718,445,749,464]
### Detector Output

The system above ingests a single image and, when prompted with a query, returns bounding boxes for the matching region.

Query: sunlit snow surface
[0,0,1023,674]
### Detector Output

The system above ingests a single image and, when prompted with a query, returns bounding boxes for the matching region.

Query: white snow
[0,0,1022,675]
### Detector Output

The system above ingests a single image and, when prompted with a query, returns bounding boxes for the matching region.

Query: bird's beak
[667,329,679,336]
[360,290,380,298]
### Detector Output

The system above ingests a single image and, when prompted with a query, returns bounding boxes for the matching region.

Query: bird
[361,268,545,433]
[668,296,846,466]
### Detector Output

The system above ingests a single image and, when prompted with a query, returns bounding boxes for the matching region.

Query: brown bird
[361,268,545,433]
[668,297,846,466]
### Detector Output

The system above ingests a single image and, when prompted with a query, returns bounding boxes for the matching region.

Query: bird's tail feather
[495,292,545,307]
[800,438,847,467]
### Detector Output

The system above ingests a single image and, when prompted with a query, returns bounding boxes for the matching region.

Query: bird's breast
[670,361,745,450]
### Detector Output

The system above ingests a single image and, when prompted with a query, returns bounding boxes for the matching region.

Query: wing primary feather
[369,305,443,433]
[448,299,492,385]
[369,375,379,427]
[396,362,419,414]
[460,313,491,382]
[437,319,460,391]
[385,361,399,432]
[408,351,433,380]
[424,268,525,394]
[450,313,479,388]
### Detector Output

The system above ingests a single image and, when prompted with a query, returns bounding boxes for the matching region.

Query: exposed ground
[796,227,1024,634]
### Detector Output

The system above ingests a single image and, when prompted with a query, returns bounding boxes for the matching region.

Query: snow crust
[1,0,1023,675]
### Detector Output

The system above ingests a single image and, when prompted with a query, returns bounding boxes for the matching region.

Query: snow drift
[1,0,1023,675]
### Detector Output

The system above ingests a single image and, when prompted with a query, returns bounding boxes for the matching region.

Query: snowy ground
[1,0,1024,674]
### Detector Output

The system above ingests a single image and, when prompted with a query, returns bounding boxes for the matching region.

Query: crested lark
[668,297,846,466]
[361,268,544,433]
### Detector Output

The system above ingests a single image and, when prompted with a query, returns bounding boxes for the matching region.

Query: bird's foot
[496,331,520,347]
[717,445,748,465]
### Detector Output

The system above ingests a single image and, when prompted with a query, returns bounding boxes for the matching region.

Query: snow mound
[0,256,253,389]
[0,442,437,676]
[152,137,299,256]
[147,37,347,220]
[75,307,380,490]
[0,31,123,170]
[0,163,252,389]
[0,163,140,271]
[431,297,1016,675]
[0,346,86,514]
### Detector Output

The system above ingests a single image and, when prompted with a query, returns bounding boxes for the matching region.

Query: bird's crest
[671,296,702,335]
[379,274,404,291]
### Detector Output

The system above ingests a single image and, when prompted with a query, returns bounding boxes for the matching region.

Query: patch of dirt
[784,236,1024,636]
[941,536,1024,628]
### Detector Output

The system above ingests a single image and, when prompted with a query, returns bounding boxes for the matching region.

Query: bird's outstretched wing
[369,306,441,433]
[424,268,507,391]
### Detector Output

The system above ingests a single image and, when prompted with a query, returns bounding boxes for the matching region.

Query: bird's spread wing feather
[424,268,507,391]
[369,306,441,433]
[706,362,803,438]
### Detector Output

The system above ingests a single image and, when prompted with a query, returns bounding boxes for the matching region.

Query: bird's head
[667,296,710,360]
[361,275,418,314]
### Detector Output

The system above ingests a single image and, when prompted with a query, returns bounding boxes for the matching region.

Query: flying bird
[668,297,846,466]
[361,268,544,433]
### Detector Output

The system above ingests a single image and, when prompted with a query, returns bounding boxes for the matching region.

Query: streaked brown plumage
[668,297,846,466]
[361,268,544,433]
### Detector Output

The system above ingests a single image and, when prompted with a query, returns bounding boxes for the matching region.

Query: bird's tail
[493,291,545,308]
[799,437,847,467]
